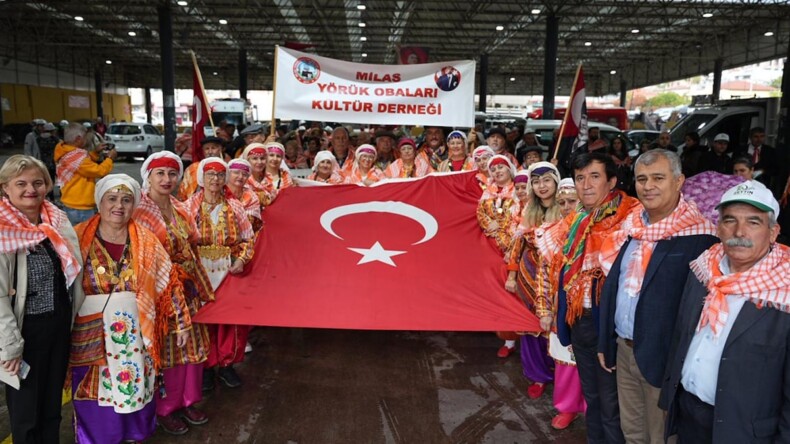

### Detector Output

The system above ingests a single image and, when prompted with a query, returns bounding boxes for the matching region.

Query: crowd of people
[1,115,790,444]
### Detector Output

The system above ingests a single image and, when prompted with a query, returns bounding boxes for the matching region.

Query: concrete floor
[1,328,587,443]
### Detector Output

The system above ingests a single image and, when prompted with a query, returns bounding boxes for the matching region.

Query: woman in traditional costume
[134,152,216,435]
[472,145,495,191]
[243,142,293,207]
[70,174,174,443]
[344,144,384,185]
[476,155,521,358]
[384,138,434,178]
[505,162,562,397]
[437,131,475,172]
[508,172,586,430]
[226,159,262,233]
[186,158,254,391]
[307,151,344,184]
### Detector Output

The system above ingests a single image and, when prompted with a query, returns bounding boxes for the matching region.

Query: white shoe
[245,342,253,353]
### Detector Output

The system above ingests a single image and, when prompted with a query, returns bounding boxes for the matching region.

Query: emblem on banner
[434,66,461,92]
[293,57,321,84]
[319,201,439,267]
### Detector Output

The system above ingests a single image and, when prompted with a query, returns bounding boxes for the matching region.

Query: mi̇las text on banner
[274,47,475,127]
[194,172,540,332]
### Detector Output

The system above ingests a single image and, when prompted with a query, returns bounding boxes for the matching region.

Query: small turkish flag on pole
[553,64,587,160]
[190,51,214,162]
[194,173,541,333]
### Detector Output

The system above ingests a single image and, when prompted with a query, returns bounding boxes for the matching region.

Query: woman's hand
[229,259,245,274]
[176,331,189,348]
[505,277,517,293]
[1,358,22,376]
[540,315,553,332]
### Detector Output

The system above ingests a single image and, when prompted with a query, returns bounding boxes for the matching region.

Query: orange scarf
[600,197,715,297]
[186,189,255,241]
[134,193,197,248]
[56,147,88,187]
[0,198,81,286]
[76,216,172,369]
[692,243,790,337]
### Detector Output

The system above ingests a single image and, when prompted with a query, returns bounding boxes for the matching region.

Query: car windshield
[109,125,142,135]
[670,113,715,146]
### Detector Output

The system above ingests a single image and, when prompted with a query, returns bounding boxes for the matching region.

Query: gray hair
[634,149,682,178]
[64,122,87,144]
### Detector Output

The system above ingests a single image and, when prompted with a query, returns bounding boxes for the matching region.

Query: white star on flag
[348,241,407,267]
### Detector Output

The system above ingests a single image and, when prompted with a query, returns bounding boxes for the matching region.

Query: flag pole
[191,50,216,133]
[270,45,279,137]
[552,62,583,161]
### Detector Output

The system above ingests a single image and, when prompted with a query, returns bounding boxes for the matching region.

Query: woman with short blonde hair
[0,155,84,443]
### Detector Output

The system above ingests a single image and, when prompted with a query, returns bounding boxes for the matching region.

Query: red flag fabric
[194,172,541,332]
[553,65,588,163]
[398,46,429,64]
[191,65,210,162]
[284,41,316,50]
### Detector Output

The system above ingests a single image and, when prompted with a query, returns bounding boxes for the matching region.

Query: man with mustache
[597,149,717,444]
[660,180,790,444]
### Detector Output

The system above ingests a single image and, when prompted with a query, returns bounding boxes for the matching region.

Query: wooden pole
[270,45,279,136]
[553,63,582,161]
[191,50,216,133]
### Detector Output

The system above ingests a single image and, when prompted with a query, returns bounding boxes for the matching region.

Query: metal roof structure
[2,0,789,95]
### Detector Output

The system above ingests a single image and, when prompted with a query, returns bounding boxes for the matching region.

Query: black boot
[202,367,216,392]
[217,365,242,388]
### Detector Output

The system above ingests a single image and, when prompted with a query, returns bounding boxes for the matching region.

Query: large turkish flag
[194,172,541,332]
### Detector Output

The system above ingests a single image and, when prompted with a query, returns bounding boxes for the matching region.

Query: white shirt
[680,257,746,405]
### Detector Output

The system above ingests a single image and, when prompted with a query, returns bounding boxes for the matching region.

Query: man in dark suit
[660,180,790,443]
[597,149,718,444]
[737,127,782,195]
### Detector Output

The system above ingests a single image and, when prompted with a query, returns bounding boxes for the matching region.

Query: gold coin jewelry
[96,266,106,275]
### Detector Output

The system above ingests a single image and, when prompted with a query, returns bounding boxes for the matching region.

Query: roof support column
[778,37,790,173]
[158,4,176,151]
[542,14,559,120]
[144,86,152,124]
[95,69,104,121]
[478,54,488,113]
[619,80,627,108]
[239,48,248,101]
[712,57,723,104]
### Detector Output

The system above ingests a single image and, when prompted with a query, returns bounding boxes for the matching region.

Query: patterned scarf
[226,187,262,224]
[561,190,622,290]
[186,189,254,241]
[134,193,197,250]
[692,243,790,337]
[56,146,89,187]
[0,197,81,286]
[600,196,715,297]
[385,156,433,178]
[76,216,173,370]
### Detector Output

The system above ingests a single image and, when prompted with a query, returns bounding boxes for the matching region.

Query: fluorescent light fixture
[362,53,368,57]
[496,25,504,31]
[510,77,516,81]
[219,19,228,25]
[75,16,84,21]
[128,31,136,36]
[357,4,366,10]
[631,29,640,33]
[584,41,592,46]
[360,36,367,41]
[213,72,218,76]
[610,70,617,75]
[765,31,774,37]
[358,22,366,27]
[531,9,541,14]
[702,12,713,18]
[177,0,188,5]
[106,60,112,65]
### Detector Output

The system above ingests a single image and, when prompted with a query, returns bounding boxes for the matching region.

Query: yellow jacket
[54,142,113,210]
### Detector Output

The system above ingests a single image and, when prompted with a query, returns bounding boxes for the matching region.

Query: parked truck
[669,97,780,153]
[210,98,254,128]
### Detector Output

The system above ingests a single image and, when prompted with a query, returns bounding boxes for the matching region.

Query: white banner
[68,95,90,109]
[274,47,475,127]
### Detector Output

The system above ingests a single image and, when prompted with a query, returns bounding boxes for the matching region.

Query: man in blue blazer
[597,149,718,443]
[659,180,790,443]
